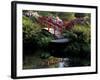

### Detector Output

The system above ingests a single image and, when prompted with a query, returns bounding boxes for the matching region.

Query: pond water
[23,50,90,69]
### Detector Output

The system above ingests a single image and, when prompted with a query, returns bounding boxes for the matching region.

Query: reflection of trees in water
[23,49,90,69]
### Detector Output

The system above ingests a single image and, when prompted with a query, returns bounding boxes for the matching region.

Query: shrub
[36,33,53,48]
[63,24,90,58]
[23,16,41,42]
[23,16,54,52]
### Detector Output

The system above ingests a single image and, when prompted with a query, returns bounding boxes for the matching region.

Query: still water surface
[23,50,90,69]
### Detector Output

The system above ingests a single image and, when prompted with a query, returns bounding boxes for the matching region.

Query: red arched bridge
[37,16,87,36]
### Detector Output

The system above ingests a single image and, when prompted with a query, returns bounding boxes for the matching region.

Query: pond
[23,50,90,69]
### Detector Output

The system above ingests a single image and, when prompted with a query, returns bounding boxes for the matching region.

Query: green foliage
[36,33,53,48]
[85,13,91,25]
[63,24,91,58]
[57,12,75,20]
[23,16,41,42]
[40,52,51,59]
[23,16,33,29]
[31,16,37,23]
[38,11,53,17]
[72,25,90,43]
[74,13,86,18]
[23,16,54,50]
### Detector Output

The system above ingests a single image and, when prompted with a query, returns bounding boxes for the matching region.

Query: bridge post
[48,24,50,32]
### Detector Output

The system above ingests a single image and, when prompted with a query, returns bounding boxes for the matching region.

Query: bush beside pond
[23,16,54,53]
[63,24,91,60]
